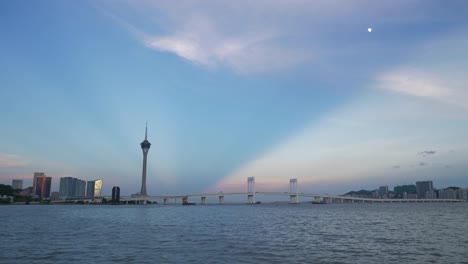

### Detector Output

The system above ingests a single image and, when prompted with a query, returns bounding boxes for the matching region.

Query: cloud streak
[101,0,441,74]
[418,150,436,156]
[375,33,468,112]
[144,27,307,73]
[0,154,28,168]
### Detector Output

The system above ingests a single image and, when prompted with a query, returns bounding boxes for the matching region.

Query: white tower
[247,177,256,204]
[289,178,299,204]
[140,123,151,196]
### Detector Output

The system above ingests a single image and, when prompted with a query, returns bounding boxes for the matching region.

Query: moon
[368,27,372,33]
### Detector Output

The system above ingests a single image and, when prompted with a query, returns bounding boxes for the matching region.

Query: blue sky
[1,0,468,196]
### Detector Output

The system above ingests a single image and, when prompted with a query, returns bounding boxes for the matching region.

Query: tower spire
[145,121,148,140]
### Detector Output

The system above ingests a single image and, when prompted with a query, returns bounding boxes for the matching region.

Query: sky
[1,0,468,196]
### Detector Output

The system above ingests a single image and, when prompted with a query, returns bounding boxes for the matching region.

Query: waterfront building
[140,123,151,196]
[86,179,103,199]
[458,189,468,201]
[371,190,379,199]
[438,188,457,199]
[416,181,434,199]
[378,186,388,198]
[59,177,86,199]
[75,180,86,198]
[32,172,45,197]
[393,184,417,198]
[86,181,94,199]
[20,187,33,196]
[59,177,73,198]
[50,192,60,201]
[34,176,52,199]
[12,179,23,190]
[403,192,418,199]
[94,179,103,197]
[112,186,120,203]
[426,191,436,199]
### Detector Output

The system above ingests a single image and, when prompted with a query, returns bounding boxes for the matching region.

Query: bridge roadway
[109,192,464,204]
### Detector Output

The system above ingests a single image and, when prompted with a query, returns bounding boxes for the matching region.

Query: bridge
[108,177,465,205]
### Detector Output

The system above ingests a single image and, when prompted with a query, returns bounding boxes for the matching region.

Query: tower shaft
[141,152,148,196]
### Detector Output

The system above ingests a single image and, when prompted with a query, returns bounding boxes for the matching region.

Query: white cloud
[147,34,210,65]
[101,0,434,74]
[143,21,308,73]
[377,70,448,98]
[376,70,468,111]
[374,30,468,111]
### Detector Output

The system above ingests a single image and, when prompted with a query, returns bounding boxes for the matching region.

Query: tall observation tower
[140,123,151,196]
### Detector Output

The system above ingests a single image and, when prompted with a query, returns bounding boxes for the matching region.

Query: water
[1,203,468,263]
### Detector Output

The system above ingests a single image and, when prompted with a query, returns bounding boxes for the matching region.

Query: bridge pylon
[247,177,256,204]
[289,178,299,204]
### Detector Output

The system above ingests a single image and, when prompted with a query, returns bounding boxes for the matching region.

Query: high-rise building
[86,179,103,199]
[112,186,120,203]
[94,179,103,198]
[416,181,434,199]
[12,179,23,190]
[86,181,94,199]
[32,172,45,197]
[458,189,468,201]
[75,180,86,198]
[403,192,418,199]
[378,186,389,198]
[140,123,151,196]
[34,176,52,199]
[438,188,457,199]
[59,177,86,199]
[59,177,73,198]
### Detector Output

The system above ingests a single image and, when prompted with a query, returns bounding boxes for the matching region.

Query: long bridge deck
[109,191,464,204]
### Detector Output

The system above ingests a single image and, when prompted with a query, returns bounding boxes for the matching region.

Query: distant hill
[344,190,373,196]
[0,184,16,196]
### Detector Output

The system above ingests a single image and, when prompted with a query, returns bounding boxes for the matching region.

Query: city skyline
[4,170,466,198]
[1,1,468,196]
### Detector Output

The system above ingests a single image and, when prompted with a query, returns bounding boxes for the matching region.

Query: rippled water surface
[1,203,468,263]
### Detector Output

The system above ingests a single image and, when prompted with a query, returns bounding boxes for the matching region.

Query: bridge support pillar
[143,200,147,205]
[289,178,299,204]
[247,177,256,204]
[164,198,168,205]
[219,195,224,205]
[201,197,206,205]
